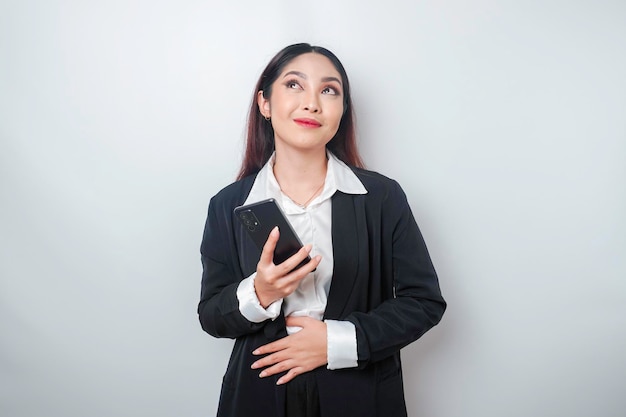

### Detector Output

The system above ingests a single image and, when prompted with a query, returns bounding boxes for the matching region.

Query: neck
[273,148,327,182]
[273,147,328,206]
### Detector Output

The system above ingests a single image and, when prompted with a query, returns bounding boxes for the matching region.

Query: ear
[257,91,271,119]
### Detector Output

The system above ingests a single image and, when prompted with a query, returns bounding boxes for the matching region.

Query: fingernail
[251,362,258,369]
[276,378,285,385]
[259,371,267,378]
[252,349,260,355]
[304,244,312,253]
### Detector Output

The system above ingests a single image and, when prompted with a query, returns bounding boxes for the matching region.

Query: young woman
[198,43,446,417]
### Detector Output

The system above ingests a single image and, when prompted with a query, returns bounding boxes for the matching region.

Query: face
[258,53,344,154]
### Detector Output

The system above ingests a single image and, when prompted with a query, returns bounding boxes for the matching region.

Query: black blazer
[198,167,446,417]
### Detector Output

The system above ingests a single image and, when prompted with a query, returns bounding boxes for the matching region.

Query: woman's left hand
[251,316,328,385]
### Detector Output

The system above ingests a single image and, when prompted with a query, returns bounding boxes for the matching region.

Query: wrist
[253,282,274,309]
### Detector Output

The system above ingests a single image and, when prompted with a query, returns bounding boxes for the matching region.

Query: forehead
[280,53,341,80]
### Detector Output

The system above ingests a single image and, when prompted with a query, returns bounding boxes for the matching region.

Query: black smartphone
[234,198,312,269]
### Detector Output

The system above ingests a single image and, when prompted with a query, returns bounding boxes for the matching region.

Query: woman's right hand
[254,226,321,308]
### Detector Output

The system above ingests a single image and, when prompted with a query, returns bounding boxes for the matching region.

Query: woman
[198,43,445,417]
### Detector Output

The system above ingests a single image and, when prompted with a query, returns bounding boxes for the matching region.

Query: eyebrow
[283,70,342,86]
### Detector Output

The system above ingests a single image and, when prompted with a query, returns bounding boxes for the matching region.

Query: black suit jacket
[198,167,446,417]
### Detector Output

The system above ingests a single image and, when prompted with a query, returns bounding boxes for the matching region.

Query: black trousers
[285,372,321,417]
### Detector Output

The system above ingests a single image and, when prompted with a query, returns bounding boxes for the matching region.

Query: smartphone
[234,198,312,269]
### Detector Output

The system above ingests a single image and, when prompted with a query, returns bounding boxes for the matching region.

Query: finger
[252,350,287,370]
[276,243,314,274]
[276,368,304,385]
[258,359,296,378]
[258,226,280,265]
[282,255,322,290]
[253,337,289,356]
[284,316,315,328]
[282,255,323,286]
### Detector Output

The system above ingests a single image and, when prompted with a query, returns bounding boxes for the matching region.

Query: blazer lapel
[324,191,364,319]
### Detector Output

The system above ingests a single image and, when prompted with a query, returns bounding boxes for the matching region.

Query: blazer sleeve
[197,195,267,339]
[346,180,446,366]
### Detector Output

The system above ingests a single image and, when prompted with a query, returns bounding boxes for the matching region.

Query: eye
[322,86,340,95]
[285,79,302,90]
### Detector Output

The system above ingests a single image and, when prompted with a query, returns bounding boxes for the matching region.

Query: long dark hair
[236,43,364,180]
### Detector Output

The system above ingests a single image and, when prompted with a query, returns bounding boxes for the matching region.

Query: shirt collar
[243,151,367,209]
[327,151,368,196]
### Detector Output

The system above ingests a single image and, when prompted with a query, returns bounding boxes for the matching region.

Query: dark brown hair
[236,43,364,180]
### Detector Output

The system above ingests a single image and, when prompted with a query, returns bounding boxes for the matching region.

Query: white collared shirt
[236,151,367,369]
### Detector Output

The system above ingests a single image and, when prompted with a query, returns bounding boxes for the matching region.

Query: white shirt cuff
[236,273,282,323]
[325,319,358,369]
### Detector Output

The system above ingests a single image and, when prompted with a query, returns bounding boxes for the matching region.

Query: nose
[302,92,320,113]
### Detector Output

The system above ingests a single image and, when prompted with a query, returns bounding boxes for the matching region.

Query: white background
[1,1,625,416]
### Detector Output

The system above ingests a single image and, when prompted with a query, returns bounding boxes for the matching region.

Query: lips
[293,118,322,128]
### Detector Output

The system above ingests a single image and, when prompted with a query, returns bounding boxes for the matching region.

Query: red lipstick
[293,118,321,128]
